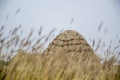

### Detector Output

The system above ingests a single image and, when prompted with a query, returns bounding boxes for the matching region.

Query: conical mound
[44,30,100,61]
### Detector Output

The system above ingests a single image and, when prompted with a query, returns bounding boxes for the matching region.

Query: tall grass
[0,26,54,61]
[0,25,120,80]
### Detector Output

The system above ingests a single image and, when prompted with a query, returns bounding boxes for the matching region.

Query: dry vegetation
[0,25,120,80]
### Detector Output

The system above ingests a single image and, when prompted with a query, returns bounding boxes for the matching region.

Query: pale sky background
[0,0,120,58]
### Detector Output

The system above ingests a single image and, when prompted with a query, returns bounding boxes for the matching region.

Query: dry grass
[0,26,120,80]
[1,50,119,80]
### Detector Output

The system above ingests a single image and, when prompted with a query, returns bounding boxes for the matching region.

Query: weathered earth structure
[44,30,100,62]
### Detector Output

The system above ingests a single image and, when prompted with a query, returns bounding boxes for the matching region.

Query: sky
[0,0,120,58]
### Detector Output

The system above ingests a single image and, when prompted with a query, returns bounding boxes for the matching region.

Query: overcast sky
[0,0,120,57]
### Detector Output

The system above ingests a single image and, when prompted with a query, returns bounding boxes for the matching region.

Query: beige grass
[1,50,119,80]
[0,26,120,80]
